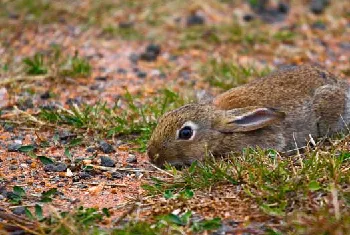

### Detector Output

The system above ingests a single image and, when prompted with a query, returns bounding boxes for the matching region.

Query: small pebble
[94,76,108,81]
[99,141,115,154]
[40,91,51,100]
[79,172,91,179]
[9,165,18,170]
[117,68,127,74]
[58,130,77,141]
[310,0,328,14]
[243,14,254,22]
[146,44,161,56]
[129,53,139,63]
[186,13,205,26]
[118,21,134,28]
[44,162,68,172]
[12,206,26,215]
[311,21,326,30]
[139,51,158,62]
[112,171,124,179]
[277,2,289,14]
[100,156,115,167]
[126,154,137,163]
[136,71,147,78]
[86,146,96,153]
[7,142,21,152]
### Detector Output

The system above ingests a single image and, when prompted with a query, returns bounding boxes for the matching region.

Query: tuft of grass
[21,49,92,79]
[60,55,92,77]
[23,53,48,75]
[202,59,271,90]
[39,89,185,152]
[143,145,350,232]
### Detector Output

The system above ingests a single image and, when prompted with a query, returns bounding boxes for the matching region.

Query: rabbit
[147,65,350,167]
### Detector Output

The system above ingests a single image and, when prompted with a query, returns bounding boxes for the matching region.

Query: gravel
[99,141,115,154]
[100,156,115,167]
[44,162,68,172]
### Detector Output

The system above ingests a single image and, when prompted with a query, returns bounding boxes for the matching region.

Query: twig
[148,162,174,177]
[0,74,52,86]
[13,106,45,125]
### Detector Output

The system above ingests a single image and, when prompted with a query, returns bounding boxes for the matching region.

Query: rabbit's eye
[178,126,193,140]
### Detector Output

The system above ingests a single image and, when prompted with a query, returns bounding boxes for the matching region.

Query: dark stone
[79,172,91,179]
[40,91,51,100]
[86,146,96,153]
[94,76,108,81]
[90,84,100,90]
[12,206,26,215]
[139,51,157,62]
[0,187,8,197]
[243,14,254,22]
[99,141,115,154]
[26,159,33,164]
[117,68,127,74]
[112,171,124,179]
[44,162,67,172]
[129,53,139,63]
[310,0,328,15]
[146,44,161,56]
[58,130,77,141]
[7,143,21,152]
[100,156,115,167]
[9,165,18,170]
[66,97,83,106]
[119,21,134,28]
[186,13,205,26]
[339,42,350,50]
[278,2,289,14]
[126,155,137,163]
[136,71,147,78]
[311,21,326,30]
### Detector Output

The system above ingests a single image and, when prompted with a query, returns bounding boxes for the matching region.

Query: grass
[202,59,271,90]
[22,49,91,78]
[4,205,221,235]
[23,53,48,75]
[142,144,350,233]
[39,89,185,152]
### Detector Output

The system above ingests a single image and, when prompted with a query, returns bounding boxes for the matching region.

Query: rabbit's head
[147,103,285,167]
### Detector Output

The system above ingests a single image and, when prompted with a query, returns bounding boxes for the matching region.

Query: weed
[23,53,48,75]
[202,59,271,90]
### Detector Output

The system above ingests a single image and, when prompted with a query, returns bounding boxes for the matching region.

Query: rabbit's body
[148,65,349,167]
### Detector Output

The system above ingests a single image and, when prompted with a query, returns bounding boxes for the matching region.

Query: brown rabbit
[147,65,350,167]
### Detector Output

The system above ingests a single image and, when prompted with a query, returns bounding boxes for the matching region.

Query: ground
[0,0,349,234]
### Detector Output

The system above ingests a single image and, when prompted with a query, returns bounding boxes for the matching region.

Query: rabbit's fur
[147,65,349,167]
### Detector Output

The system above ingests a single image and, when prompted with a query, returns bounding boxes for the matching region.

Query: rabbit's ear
[214,107,285,133]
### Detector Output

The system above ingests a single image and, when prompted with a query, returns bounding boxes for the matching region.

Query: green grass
[202,59,271,90]
[22,49,91,78]
[39,89,185,152]
[9,205,221,235]
[142,145,350,233]
[23,53,48,75]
